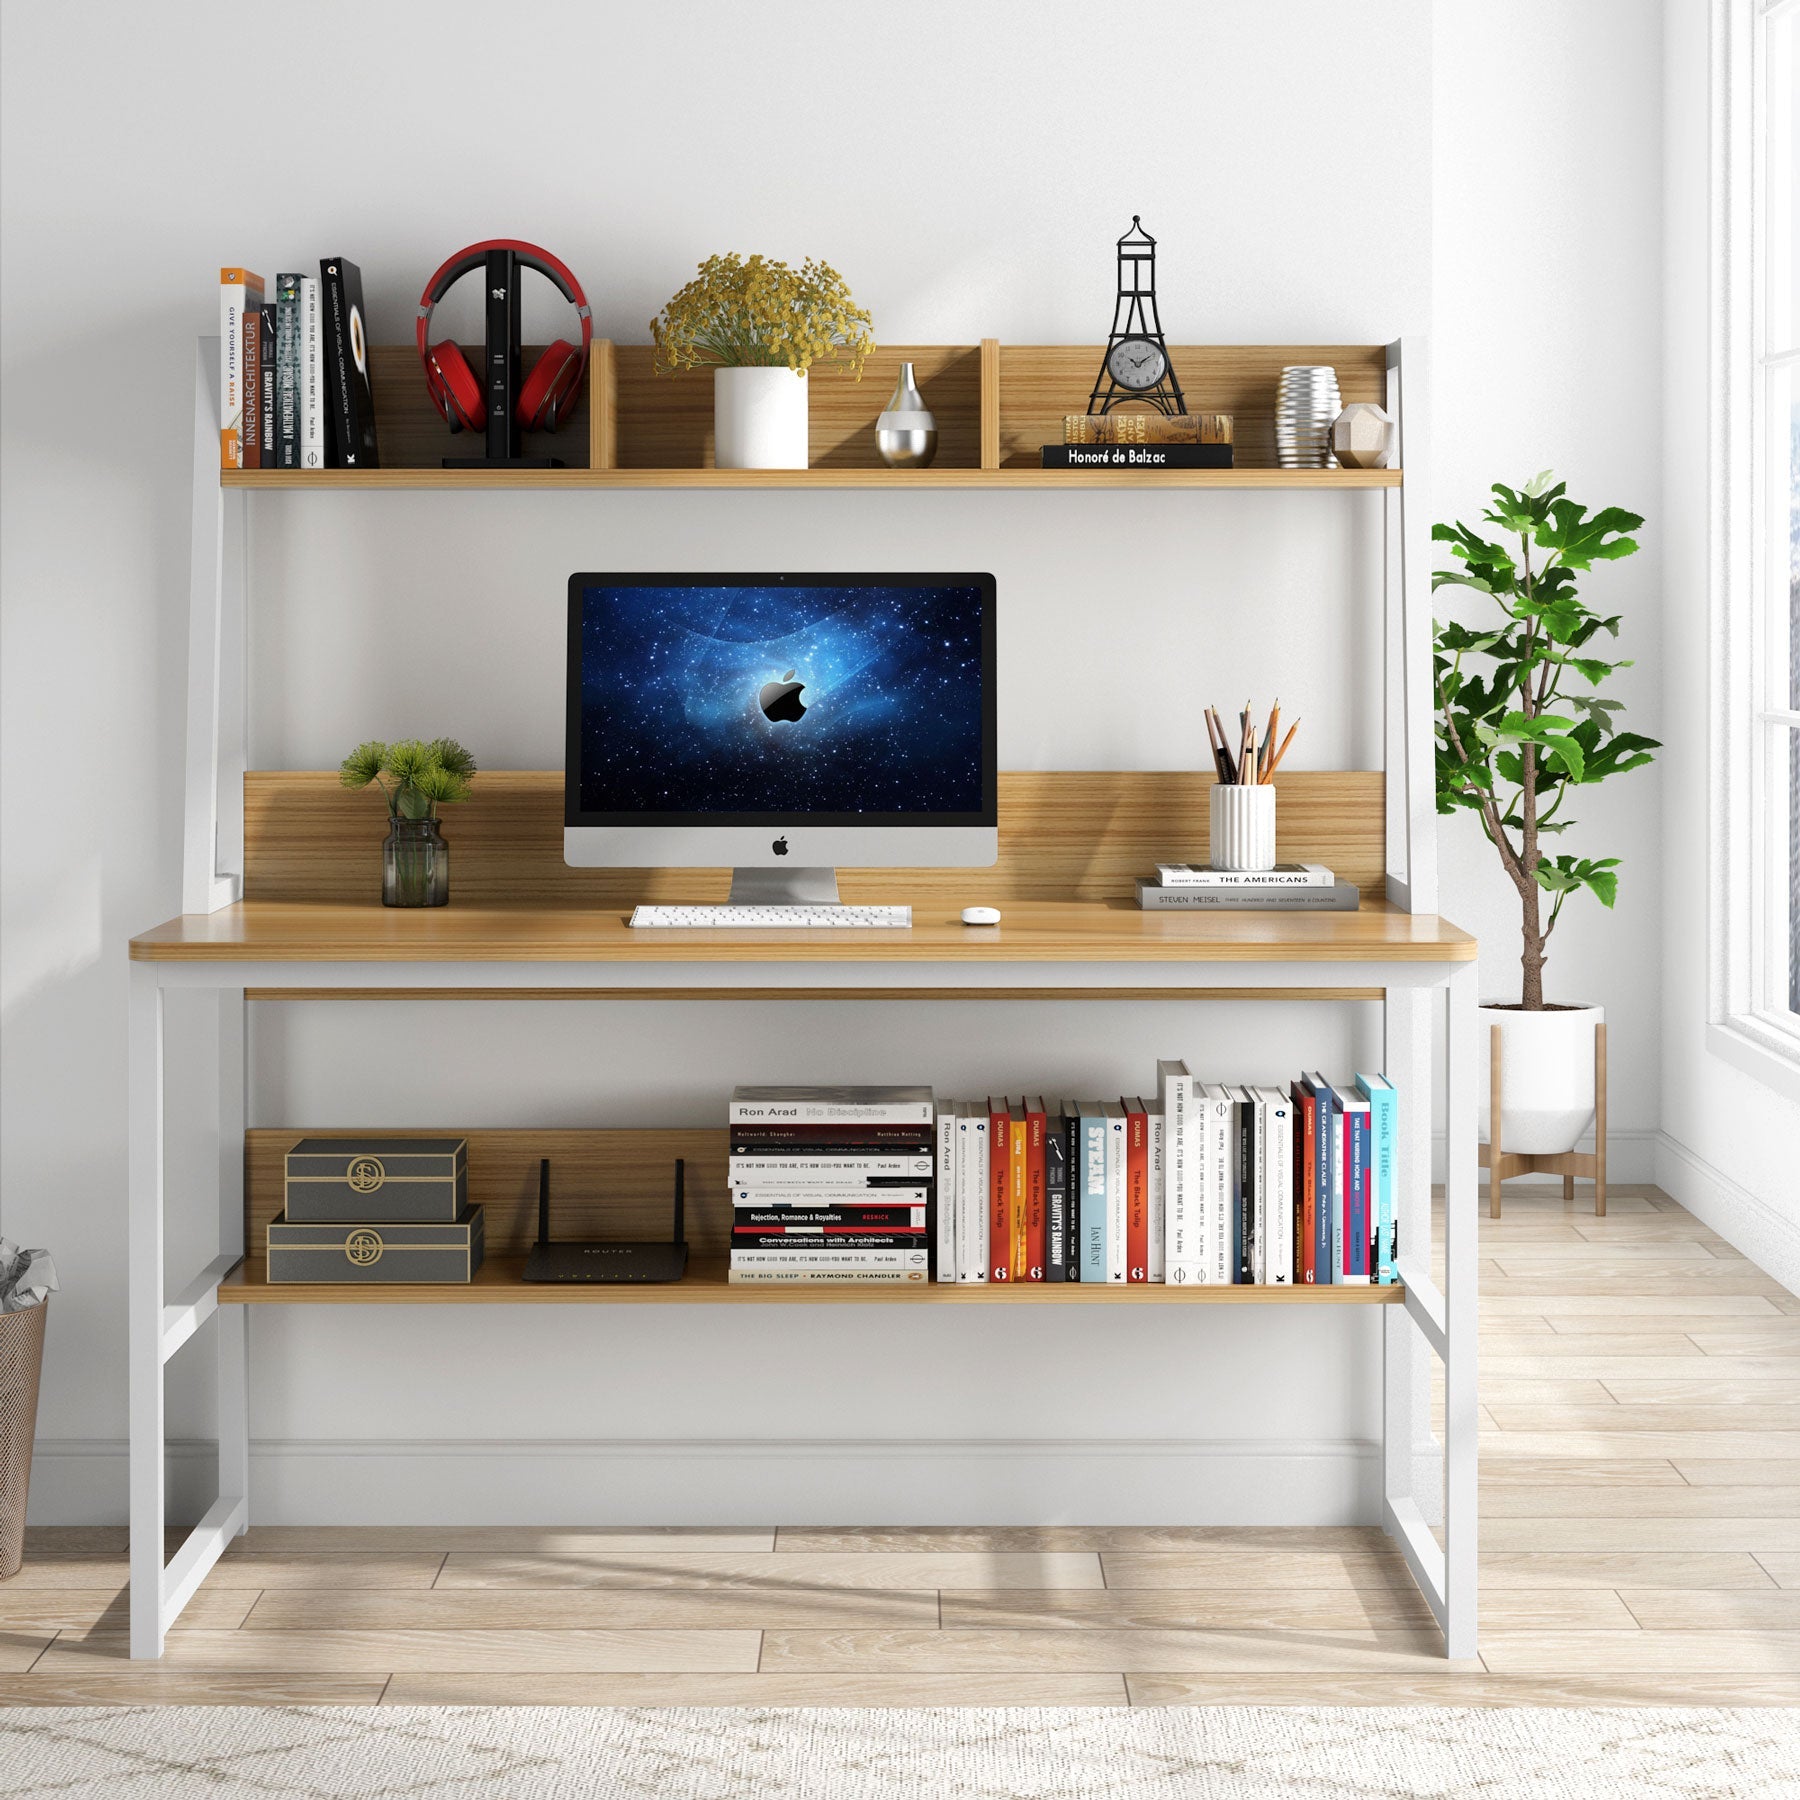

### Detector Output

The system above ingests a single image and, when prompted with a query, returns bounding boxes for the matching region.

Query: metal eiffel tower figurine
[1088,217,1186,417]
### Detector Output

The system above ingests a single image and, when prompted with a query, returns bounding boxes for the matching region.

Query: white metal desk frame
[128,337,1476,1660]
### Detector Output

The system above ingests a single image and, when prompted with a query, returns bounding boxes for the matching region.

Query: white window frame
[1710,0,1800,1101]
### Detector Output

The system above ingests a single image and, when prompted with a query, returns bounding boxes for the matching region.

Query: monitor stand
[727,866,841,906]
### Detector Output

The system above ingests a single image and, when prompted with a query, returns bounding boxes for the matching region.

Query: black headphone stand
[443,246,564,469]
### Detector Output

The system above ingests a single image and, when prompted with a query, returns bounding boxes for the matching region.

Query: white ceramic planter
[714,366,809,469]
[1209,784,1276,871]
[1481,1002,1603,1155]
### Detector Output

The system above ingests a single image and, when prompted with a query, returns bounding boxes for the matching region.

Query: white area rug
[2,1705,1796,1798]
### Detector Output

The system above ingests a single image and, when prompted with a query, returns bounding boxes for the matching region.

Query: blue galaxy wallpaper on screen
[578,583,986,816]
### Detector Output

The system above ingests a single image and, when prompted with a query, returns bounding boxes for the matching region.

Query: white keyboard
[629,904,913,929]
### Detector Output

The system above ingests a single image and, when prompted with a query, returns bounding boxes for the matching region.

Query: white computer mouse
[961,906,1002,926]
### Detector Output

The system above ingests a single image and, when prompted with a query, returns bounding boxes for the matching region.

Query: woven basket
[0,1300,48,1581]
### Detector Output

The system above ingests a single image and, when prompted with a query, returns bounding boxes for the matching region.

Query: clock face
[1107,336,1167,390]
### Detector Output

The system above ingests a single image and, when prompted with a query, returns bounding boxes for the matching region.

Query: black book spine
[1237,1100,1255,1285]
[258,306,277,473]
[729,1125,935,1149]
[320,256,380,469]
[1059,1113,1074,1280]
[274,275,301,468]
[1041,443,1235,470]
[1044,1115,1068,1282]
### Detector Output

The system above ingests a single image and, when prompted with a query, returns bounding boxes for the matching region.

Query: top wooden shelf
[220,341,1401,492]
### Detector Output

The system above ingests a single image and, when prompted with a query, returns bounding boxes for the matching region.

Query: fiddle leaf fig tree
[1432,473,1659,1010]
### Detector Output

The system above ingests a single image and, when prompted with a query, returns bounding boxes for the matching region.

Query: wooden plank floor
[3,1185,1797,1707]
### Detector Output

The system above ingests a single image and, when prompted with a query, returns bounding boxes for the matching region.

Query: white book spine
[1106,1114,1127,1283]
[729,1247,925,1269]
[300,277,325,468]
[729,1267,928,1284]
[1147,1106,1165,1282]
[1160,1063,1197,1284]
[1154,862,1332,888]
[730,1156,933,1183]
[218,269,261,468]
[958,1109,988,1282]
[728,1099,934,1124]
[1268,1092,1294,1284]
[936,1106,957,1282]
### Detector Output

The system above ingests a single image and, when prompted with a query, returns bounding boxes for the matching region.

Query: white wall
[1656,0,1800,1282]
[1431,0,1666,1182]
[0,0,1682,1528]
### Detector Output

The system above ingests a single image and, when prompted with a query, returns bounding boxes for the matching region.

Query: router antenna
[536,1158,550,1249]
[672,1158,685,1245]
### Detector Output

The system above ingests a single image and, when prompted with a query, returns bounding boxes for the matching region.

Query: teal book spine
[1079,1108,1108,1282]
[1358,1074,1398,1284]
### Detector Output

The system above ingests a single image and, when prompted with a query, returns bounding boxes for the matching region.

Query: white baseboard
[1655,1131,1800,1297]
[1432,1126,1659,1185]
[27,1435,1382,1529]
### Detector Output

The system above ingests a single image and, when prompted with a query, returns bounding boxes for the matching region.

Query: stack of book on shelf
[1136,862,1360,911]
[219,260,380,473]
[1041,412,1234,471]
[934,1065,1398,1288]
[728,1085,936,1285]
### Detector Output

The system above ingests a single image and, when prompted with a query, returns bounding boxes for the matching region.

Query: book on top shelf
[217,268,264,470]
[729,1086,934,1125]
[1042,443,1234,471]
[320,257,381,470]
[728,1152,934,1184]
[1063,411,1233,446]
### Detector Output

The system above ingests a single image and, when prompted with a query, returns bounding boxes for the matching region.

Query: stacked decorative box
[267,1138,483,1283]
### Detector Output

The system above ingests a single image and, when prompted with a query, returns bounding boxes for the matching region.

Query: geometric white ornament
[1329,401,1393,469]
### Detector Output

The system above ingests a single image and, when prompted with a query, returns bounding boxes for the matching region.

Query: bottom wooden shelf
[216,1256,1403,1306]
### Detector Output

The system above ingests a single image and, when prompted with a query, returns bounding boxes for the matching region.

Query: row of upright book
[725,1076,1399,1287]
[219,262,381,472]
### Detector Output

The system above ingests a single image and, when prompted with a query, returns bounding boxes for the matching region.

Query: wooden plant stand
[1480,1021,1607,1217]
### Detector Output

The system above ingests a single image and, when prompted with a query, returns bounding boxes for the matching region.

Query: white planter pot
[1208,784,1276,871]
[714,366,809,470]
[1481,1002,1603,1155]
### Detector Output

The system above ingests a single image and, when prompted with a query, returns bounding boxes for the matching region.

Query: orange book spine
[1008,1104,1028,1279]
[1124,1098,1149,1282]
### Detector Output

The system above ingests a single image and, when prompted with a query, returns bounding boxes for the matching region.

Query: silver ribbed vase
[1274,365,1342,469]
[875,362,938,468]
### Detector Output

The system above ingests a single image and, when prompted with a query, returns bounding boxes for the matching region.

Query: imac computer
[565,572,997,917]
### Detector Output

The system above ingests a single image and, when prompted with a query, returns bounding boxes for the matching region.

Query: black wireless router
[522,1157,690,1283]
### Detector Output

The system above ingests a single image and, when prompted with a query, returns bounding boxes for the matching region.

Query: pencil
[1261,702,1280,780]
[1243,724,1257,784]
[1209,706,1237,783]
[1203,707,1230,783]
[1264,720,1300,779]
[1237,707,1252,782]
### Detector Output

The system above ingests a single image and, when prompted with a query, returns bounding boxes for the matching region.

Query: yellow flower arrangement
[651,253,874,378]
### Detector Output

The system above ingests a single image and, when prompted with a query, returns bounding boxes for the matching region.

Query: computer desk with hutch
[126,337,1479,1659]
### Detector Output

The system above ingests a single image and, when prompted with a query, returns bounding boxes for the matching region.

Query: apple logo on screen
[772,837,790,857]
[758,670,807,723]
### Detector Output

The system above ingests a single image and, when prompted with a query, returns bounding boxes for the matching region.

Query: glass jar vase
[382,815,449,907]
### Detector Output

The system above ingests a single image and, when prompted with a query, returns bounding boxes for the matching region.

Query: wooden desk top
[130,898,1476,966]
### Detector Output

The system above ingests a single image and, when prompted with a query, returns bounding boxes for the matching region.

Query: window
[1714,0,1800,1095]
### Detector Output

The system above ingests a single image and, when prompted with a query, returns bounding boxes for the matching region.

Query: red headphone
[416,239,591,432]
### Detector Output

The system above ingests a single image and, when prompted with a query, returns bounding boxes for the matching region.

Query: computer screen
[565,575,996,869]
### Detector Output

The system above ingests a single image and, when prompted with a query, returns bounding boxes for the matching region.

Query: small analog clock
[1105,336,1167,391]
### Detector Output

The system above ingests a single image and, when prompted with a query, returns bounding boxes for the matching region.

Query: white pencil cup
[1209,783,1277,871]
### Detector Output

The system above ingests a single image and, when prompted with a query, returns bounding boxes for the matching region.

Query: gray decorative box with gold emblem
[283,1137,467,1223]
[266,1207,485,1284]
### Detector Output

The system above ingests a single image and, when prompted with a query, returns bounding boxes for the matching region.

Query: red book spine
[988,1099,1011,1282]
[1025,1102,1047,1281]
[1123,1099,1149,1282]
[1296,1084,1316,1285]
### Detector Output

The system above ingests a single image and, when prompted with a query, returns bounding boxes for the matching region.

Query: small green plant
[339,738,477,820]
[1433,473,1659,1010]
[650,253,874,377]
